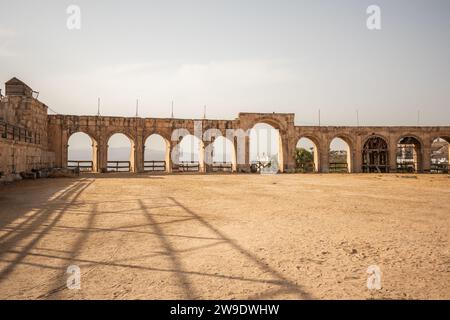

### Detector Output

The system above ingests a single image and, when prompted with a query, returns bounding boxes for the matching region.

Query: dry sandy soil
[0,173,449,300]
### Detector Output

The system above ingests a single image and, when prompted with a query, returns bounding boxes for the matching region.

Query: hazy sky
[1,0,450,127]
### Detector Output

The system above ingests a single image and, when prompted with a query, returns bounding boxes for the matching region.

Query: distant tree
[295,148,314,171]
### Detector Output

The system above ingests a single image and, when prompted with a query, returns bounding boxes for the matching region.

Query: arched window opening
[295,138,319,172]
[107,133,134,172]
[431,137,449,174]
[329,137,351,173]
[396,137,421,173]
[144,134,169,172]
[173,135,202,172]
[209,136,234,172]
[249,123,282,173]
[67,132,97,172]
[362,136,389,173]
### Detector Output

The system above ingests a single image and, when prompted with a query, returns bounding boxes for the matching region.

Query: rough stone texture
[1,79,55,176]
[1,78,450,176]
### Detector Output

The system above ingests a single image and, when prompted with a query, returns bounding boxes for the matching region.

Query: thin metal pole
[318,109,321,126]
[97,98,100,116]
[135,99,139,117]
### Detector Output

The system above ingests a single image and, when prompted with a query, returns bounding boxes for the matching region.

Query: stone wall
[0,79,55,177]
[1,77,449,177]
[0,139,55,175]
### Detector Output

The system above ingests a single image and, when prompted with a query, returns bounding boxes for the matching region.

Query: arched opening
[144,134,169,172]
[396,136,422,173]
[67,132,97,172]
[249,123,282,173]
[430,137,449,174]
[208,136,235,172]
[173,134,202,172]
[295,137,319,172]
[329,137,352,173]
[362,136,389,173]
[107,133,135,172]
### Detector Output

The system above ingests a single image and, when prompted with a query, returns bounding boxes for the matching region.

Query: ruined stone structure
[1,78,449,176]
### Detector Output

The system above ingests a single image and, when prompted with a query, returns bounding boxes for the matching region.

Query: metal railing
[173,161,200,172]
[0,119,41,144]
[362,164,389,173]
[329,162,348,173]
[211,162,232,172]
[396,162,416,173]
[68,160,94,172]
[295,161,315,173]
[144,160,166,172]
[107,161,131,172]
[430,163,449,174]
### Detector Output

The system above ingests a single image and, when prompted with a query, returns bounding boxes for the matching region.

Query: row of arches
[67,123,283,173]
[67,126,449,174]
[295,135,449,173]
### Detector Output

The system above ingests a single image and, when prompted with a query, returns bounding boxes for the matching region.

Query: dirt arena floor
[0,173,449,300]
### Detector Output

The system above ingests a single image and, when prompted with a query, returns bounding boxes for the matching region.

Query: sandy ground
[0,173,449,300]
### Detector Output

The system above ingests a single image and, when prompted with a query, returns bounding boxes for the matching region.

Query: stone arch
[249,117,287,132]
[144,133,171,173]
[106,132,136,172]
[172,133,204,172]
[396,134,423,173]
[362,134,389,173]
[206,135,236,172]
[67,131,99,172]
[430,135,450,173]
[249,122,284,173]
[295,135,321,172]
[328,134,355,173]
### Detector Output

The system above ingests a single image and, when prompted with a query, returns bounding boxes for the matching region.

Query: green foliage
[295,148,315,172]
[295,148,313,164]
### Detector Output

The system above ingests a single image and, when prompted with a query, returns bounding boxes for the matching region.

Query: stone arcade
[1,77,449,177]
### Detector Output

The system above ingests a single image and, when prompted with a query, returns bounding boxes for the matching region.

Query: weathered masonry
[1,78,449,176]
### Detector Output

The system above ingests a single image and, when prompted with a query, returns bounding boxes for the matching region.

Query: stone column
[61,128,69,169]
[389,138,398,173]
[97,134,108,173]
[421,137,431,173]
[236,135,250,172]
[198,140,206,173]
[165,140,173,173]
[319,138,329,173]
[134,134,144,173]
[353,138,363,173]
[203,140,213,173]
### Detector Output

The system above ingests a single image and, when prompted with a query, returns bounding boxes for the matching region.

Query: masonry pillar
[203,140,213,173]
[61,129,69,169]
[421,138,431,173]
[236,135,250,172]
[199,140,206,173]
[92,140,98,172]
[388,138,398,173]
[319,138,329,173]
[134,134,144,173]
[353,138,363,173]
[98,139,108,173]
[167,140,179,173]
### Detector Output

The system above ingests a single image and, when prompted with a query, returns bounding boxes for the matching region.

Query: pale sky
[1,0,450,129]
